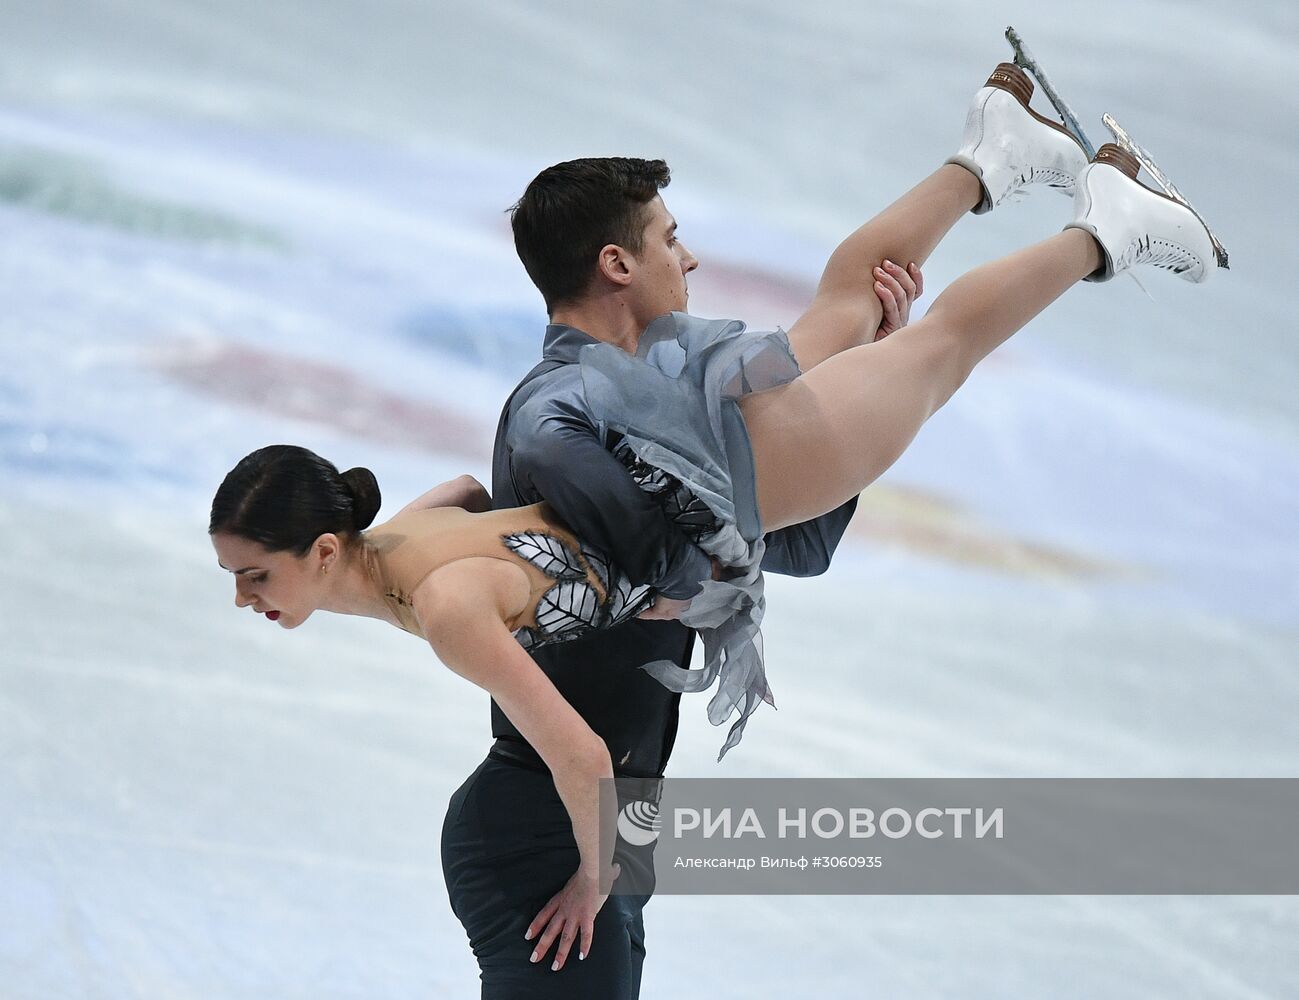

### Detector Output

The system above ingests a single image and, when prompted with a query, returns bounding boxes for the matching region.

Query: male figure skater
[439,157,919,998]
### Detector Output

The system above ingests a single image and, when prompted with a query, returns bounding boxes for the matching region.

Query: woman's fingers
[882,259,917,300]
[526,894,561,944]
[526,891,564,965]
[551,920,580,971]
[874,271,899,321]
[886,275,908,310]
[528,868,614,971]
[530,914,565,966]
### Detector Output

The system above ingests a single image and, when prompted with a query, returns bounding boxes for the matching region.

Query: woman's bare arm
[410,557,616,972]
[398,474,492,515]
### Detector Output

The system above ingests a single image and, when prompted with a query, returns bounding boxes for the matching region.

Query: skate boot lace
[1116,234,1200,276]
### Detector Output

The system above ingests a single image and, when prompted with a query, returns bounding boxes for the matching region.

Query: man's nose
[681,246,699,274]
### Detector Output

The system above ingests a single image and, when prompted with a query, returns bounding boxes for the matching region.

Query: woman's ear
[313,533,341,572]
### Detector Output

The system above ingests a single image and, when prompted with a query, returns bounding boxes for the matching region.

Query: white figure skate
[1065,144,1216,283]
[947,62,1089,214]
[1003,26,1229,278]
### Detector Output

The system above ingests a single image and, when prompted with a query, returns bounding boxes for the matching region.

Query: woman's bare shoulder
[410,556,532,626]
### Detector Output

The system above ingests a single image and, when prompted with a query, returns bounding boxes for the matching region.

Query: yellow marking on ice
[850,484,1145,581]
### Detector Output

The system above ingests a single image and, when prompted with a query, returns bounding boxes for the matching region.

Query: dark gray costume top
[490,322,857,776]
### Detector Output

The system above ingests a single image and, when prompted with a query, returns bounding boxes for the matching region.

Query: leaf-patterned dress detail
[611,438,718,545]
[503,531,655,650]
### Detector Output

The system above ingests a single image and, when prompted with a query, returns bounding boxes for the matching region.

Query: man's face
[629,195,698,320]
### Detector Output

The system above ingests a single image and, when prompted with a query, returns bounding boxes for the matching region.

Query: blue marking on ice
[0,426,196,499]
[399,304,548,369]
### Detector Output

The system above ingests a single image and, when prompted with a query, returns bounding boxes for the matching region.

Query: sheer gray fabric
[580,312,803,759]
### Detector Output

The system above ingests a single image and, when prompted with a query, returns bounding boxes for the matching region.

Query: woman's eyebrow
[217,562,261,574]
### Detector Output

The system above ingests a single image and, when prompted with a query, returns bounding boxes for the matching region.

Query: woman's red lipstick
[265,610,281,621]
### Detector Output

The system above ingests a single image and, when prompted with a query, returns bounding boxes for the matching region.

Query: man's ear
[596,243,635,288]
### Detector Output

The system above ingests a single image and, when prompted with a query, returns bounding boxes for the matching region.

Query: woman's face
[211,532,328,629]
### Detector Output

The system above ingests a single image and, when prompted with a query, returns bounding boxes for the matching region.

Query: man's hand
[635,557,724,621]
[873,260,924,341]
[637,595,693,621]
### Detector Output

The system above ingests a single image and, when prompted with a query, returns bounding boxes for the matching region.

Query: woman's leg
[744,228,1103,532]
[785,164,982,372]
[784,58,1096,374]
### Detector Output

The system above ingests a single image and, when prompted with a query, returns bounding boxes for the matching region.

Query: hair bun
[339,467,382,530]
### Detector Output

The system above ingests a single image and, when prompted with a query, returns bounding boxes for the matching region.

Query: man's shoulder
[510,357,580,394]
[506,362,587,422]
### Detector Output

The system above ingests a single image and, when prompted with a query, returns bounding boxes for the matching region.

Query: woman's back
[368,503,612,641]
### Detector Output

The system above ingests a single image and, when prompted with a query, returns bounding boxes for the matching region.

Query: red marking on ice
[687,260,815,329]
[155,340,491,458]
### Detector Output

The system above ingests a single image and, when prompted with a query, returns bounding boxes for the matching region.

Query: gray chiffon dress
[579,311,806,759]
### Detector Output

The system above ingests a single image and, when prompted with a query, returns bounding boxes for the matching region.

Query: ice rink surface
[2,1,1297,996]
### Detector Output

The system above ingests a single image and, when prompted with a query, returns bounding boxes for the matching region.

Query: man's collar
[542,313,683,362]
[541,323,599,364]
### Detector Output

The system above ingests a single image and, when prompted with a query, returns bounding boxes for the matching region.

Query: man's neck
[550,296,646,355]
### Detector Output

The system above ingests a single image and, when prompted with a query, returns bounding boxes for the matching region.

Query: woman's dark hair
[209,445,381,555]
[510,156,671,314]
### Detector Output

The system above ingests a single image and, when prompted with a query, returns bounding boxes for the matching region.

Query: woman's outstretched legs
[746,228,1102,532]
[785,164,982,372]
[782,55,1096,374]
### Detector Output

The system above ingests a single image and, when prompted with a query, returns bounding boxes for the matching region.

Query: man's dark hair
[510,157,671,314]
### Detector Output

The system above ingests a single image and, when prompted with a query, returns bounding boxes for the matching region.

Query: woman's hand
[873,260,924,340]
[412,559,622,975]
[525,862,621,971]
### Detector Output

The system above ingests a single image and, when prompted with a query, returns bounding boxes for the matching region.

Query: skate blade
[1004,26,1097,159]
[1101,113,1230,271]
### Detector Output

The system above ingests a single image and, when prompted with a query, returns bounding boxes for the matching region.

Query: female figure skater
[211,62,1217,980]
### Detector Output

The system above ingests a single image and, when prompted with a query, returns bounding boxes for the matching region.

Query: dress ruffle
[579,312,802,759]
